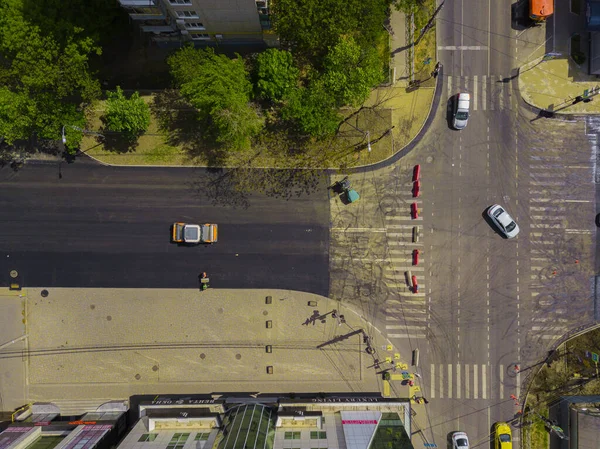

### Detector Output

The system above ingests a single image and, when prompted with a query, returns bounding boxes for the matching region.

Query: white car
[453,93,470,129]
[487,204,520,238]
[452,431,469,449]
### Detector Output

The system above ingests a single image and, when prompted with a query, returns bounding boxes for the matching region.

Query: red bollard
[412,275,418,293]
[412,249,420,266]
[412,179,421,198]
[411,202,419,219]
[412,165,421,182]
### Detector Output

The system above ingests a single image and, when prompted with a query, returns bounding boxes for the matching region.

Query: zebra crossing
[446,75,514,111]
[525,119,597,341]
[427,363,515,400]
[381,184,427,340]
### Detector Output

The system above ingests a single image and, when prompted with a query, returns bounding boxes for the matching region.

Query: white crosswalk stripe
[526,124,596,342]
[379,194,428,340]
[446,75,511,111]
[428,364,513,399]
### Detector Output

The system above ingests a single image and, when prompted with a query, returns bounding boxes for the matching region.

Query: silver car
[453,93,470,129]
[451,431,469,449]
[487,204,520,238]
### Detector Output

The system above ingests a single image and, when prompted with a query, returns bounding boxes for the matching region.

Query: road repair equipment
[334,176,360,204]
[173,222,218,244]
[412,249,420,266]
[412,275,419,293]
[412,179,421,198]
[411,202,419,219]
[412,165,421,182]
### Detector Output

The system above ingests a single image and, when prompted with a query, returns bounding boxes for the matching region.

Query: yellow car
[494,422,512,449]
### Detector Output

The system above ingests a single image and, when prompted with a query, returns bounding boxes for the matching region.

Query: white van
[453,93,470,130]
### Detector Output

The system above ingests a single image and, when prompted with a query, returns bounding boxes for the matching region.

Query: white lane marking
[386,324,427,330]
[437,45,487,50]
[473,75,478,111]
[530,215,566,220]
[430,364,435,399]
[387,333,427,338]
[331,227,387,232]
[474,364,478,399]
[457,364,461,399]
[482,75,487,108]
[448,364,453,398]
[482,364,487,399]
[499,364,504,398]
[498,76,504,110]
[440,364,444,399]
[466,365,470,399]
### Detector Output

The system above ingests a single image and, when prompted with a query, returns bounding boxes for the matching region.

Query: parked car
[453,93,470,129]
[487,204,520,238]
[494,422,512,449]
[451,431,469,449]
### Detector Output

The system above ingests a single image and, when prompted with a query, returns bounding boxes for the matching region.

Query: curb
[45,70,444,173]
[519,320,600,443]
[517,65,594,121]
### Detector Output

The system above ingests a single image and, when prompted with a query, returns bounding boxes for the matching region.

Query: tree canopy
[0,0,102,147]
[255,49,300,102]
[322,36,384,107]
[168,46,264,151]
[104,87,150,141]
[281,79,340,138]
[272,0,391,60]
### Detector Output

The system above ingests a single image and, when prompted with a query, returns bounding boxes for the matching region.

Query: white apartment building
[117,0,276,47]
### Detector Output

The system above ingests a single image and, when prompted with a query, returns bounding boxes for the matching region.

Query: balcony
[119,0,157,6]
[141,24,177,33]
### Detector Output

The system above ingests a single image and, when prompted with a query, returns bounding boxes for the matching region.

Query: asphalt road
[398,0,597,447]
[0,160,330,294]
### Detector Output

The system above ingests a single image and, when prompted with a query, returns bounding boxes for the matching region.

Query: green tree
[104,87,150,140]
[0,88,33,144]
[0,0,101,147]
[281,80,340,138]
[272,0,391,60]
[393,0,420,14]
[255,49,299,101]
[168,46,264,151]
[322,36,383,107]
[21,0,127,48]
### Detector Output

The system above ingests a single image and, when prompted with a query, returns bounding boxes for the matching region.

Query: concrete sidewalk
[517,0,600,114]
[0,286,432,445]
[0,288,410,400]
[519,56,600,114]
[390,4,410,86]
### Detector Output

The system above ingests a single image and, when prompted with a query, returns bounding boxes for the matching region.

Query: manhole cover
[135,374,141,380]
[263,310,269,316]
[236,354,242,360]
[41,290,48,298]
[9,270,18,278]
[200,353,206,359]
[106,315,112,321]
[152,365,159,372]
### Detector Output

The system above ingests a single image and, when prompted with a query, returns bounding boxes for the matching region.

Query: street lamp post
[62,124,105,145]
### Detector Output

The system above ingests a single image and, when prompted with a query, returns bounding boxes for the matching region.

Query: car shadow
[446,94,458,130]
[481,207,507,239]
